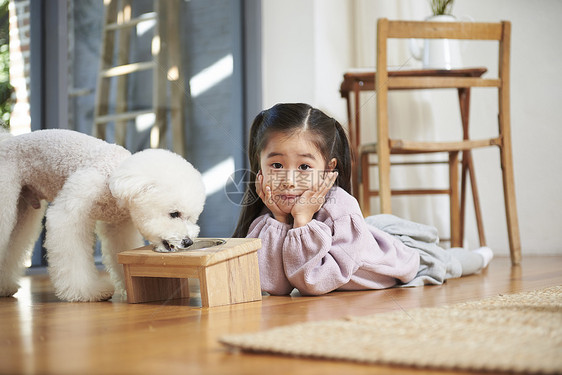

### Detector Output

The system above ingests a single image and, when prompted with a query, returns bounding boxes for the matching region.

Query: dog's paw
[0,283,20,297]
[55,276,115,302]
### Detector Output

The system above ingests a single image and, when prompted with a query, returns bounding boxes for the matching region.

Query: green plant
[430,0,454,15]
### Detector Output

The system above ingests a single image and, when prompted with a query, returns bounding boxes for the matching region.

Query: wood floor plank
[1,256,561,375]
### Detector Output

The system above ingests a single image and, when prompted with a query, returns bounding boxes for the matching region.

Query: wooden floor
[1,255,561,375]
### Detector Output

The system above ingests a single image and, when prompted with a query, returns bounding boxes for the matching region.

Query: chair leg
[458,88,469,247]
[351,87,361,199]
[449,151,461,248]
[360,151,371,216]
[465,151,487,247]
[460,153,468,243]
[498,20,521,265]
[377,149,392,214]
[457,87,486,248]
[375,21,391,214]
[499,144,522,264]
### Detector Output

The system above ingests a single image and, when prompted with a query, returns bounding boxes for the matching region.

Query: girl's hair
[232,103,352,237]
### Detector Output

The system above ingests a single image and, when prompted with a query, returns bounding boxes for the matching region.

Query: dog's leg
[0,199,48,297]
[96,220,144,296]
[45,169,115,302]
[0,187,47,297]
[0,167,25,297]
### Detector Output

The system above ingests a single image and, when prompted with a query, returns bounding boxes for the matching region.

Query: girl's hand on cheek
[255,171,290,224]
[292,171,338,228]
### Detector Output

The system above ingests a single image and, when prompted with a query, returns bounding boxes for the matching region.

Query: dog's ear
[109,169,157,207]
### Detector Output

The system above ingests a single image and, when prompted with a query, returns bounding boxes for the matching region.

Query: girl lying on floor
[233,103,493,296]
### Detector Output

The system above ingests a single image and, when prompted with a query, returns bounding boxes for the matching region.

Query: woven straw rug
[220,286,562,374]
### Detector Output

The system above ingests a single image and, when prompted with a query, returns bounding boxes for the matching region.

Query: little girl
[233,103,492,296]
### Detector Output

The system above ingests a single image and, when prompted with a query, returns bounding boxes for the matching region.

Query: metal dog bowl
[152,238,226,253]
[179,238,226,251]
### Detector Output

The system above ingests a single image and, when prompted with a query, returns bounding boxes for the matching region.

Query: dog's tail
[0,127,13,144]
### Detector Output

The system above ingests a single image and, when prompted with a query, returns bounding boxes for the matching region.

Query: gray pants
[365,214,483,286]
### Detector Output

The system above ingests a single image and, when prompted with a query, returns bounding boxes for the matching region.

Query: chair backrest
[374,17,512,155]
[375,18,510,87]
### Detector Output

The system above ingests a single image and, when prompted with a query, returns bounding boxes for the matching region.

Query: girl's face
[259,131,336,214]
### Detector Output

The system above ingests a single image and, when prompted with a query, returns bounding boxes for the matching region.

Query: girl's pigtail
[333,119,353,194]
[232,111,267,237]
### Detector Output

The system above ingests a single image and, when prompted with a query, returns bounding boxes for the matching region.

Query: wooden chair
[359,18,521,265]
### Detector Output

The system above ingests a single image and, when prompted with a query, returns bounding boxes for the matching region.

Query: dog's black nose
[181,238,193,248]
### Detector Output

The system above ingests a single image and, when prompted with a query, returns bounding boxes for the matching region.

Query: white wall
[261,0,353,119]
[261,0,562,256]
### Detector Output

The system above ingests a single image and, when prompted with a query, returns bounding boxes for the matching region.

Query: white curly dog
[0,129,205,302]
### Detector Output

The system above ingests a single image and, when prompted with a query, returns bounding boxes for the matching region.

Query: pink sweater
[247,187,420,295]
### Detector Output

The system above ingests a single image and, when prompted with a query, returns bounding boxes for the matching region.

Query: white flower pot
[409,15,464,70]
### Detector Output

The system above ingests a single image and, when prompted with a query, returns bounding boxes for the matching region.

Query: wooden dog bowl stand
[118,238,262,307]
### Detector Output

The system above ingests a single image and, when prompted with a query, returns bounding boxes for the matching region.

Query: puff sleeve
[282,213,418,295]
[247,214,294,295]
